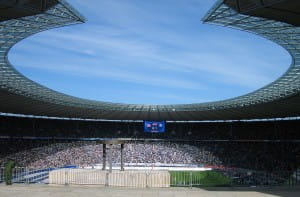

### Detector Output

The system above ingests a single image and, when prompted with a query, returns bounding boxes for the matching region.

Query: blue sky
[9,0,290,105]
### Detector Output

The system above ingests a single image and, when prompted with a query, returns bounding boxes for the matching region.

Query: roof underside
[0,0,58,21]
[0,0,300,120]
[225,0,300,26]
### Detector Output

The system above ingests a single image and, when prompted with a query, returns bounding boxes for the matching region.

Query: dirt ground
[0,184,300,197]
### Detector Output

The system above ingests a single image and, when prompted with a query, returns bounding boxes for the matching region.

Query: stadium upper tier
[1,0,300,120]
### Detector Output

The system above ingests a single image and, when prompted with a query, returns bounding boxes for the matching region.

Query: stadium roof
[0,0,300,121]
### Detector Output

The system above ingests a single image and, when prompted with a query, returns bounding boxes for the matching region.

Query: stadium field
[170,171,231,187]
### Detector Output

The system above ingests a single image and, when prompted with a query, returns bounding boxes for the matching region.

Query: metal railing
[170,171,202,187]
[0,167,299,188]
[0,167,56,184]
[169,169,300,187]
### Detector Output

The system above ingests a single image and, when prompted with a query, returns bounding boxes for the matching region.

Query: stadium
[1,0,300,196]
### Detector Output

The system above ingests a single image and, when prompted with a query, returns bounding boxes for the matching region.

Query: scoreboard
[144,121,165,133]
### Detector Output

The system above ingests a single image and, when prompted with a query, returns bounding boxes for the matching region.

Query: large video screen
[144,121,165,133]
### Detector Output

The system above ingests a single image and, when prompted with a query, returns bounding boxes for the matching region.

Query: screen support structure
[101,142,125,171]
[121,143,124,171]
[109,144,113,173]
[102,144,106,170]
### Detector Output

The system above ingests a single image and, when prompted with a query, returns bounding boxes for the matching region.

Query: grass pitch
[169,171,231,187]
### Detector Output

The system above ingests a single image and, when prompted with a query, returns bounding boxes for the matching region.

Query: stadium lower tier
[1,140,299,172]
[1,115,300,186]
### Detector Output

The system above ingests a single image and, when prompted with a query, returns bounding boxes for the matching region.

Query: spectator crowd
[0,140,299,172]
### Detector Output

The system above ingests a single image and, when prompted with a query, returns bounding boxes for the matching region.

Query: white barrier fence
[0,167,299,187]
[49,169,106,185]
[49,169,170,188]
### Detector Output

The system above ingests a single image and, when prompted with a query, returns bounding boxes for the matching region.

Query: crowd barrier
[49,169,106,185]
[49,169,170,188]
[0,167,299,188]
